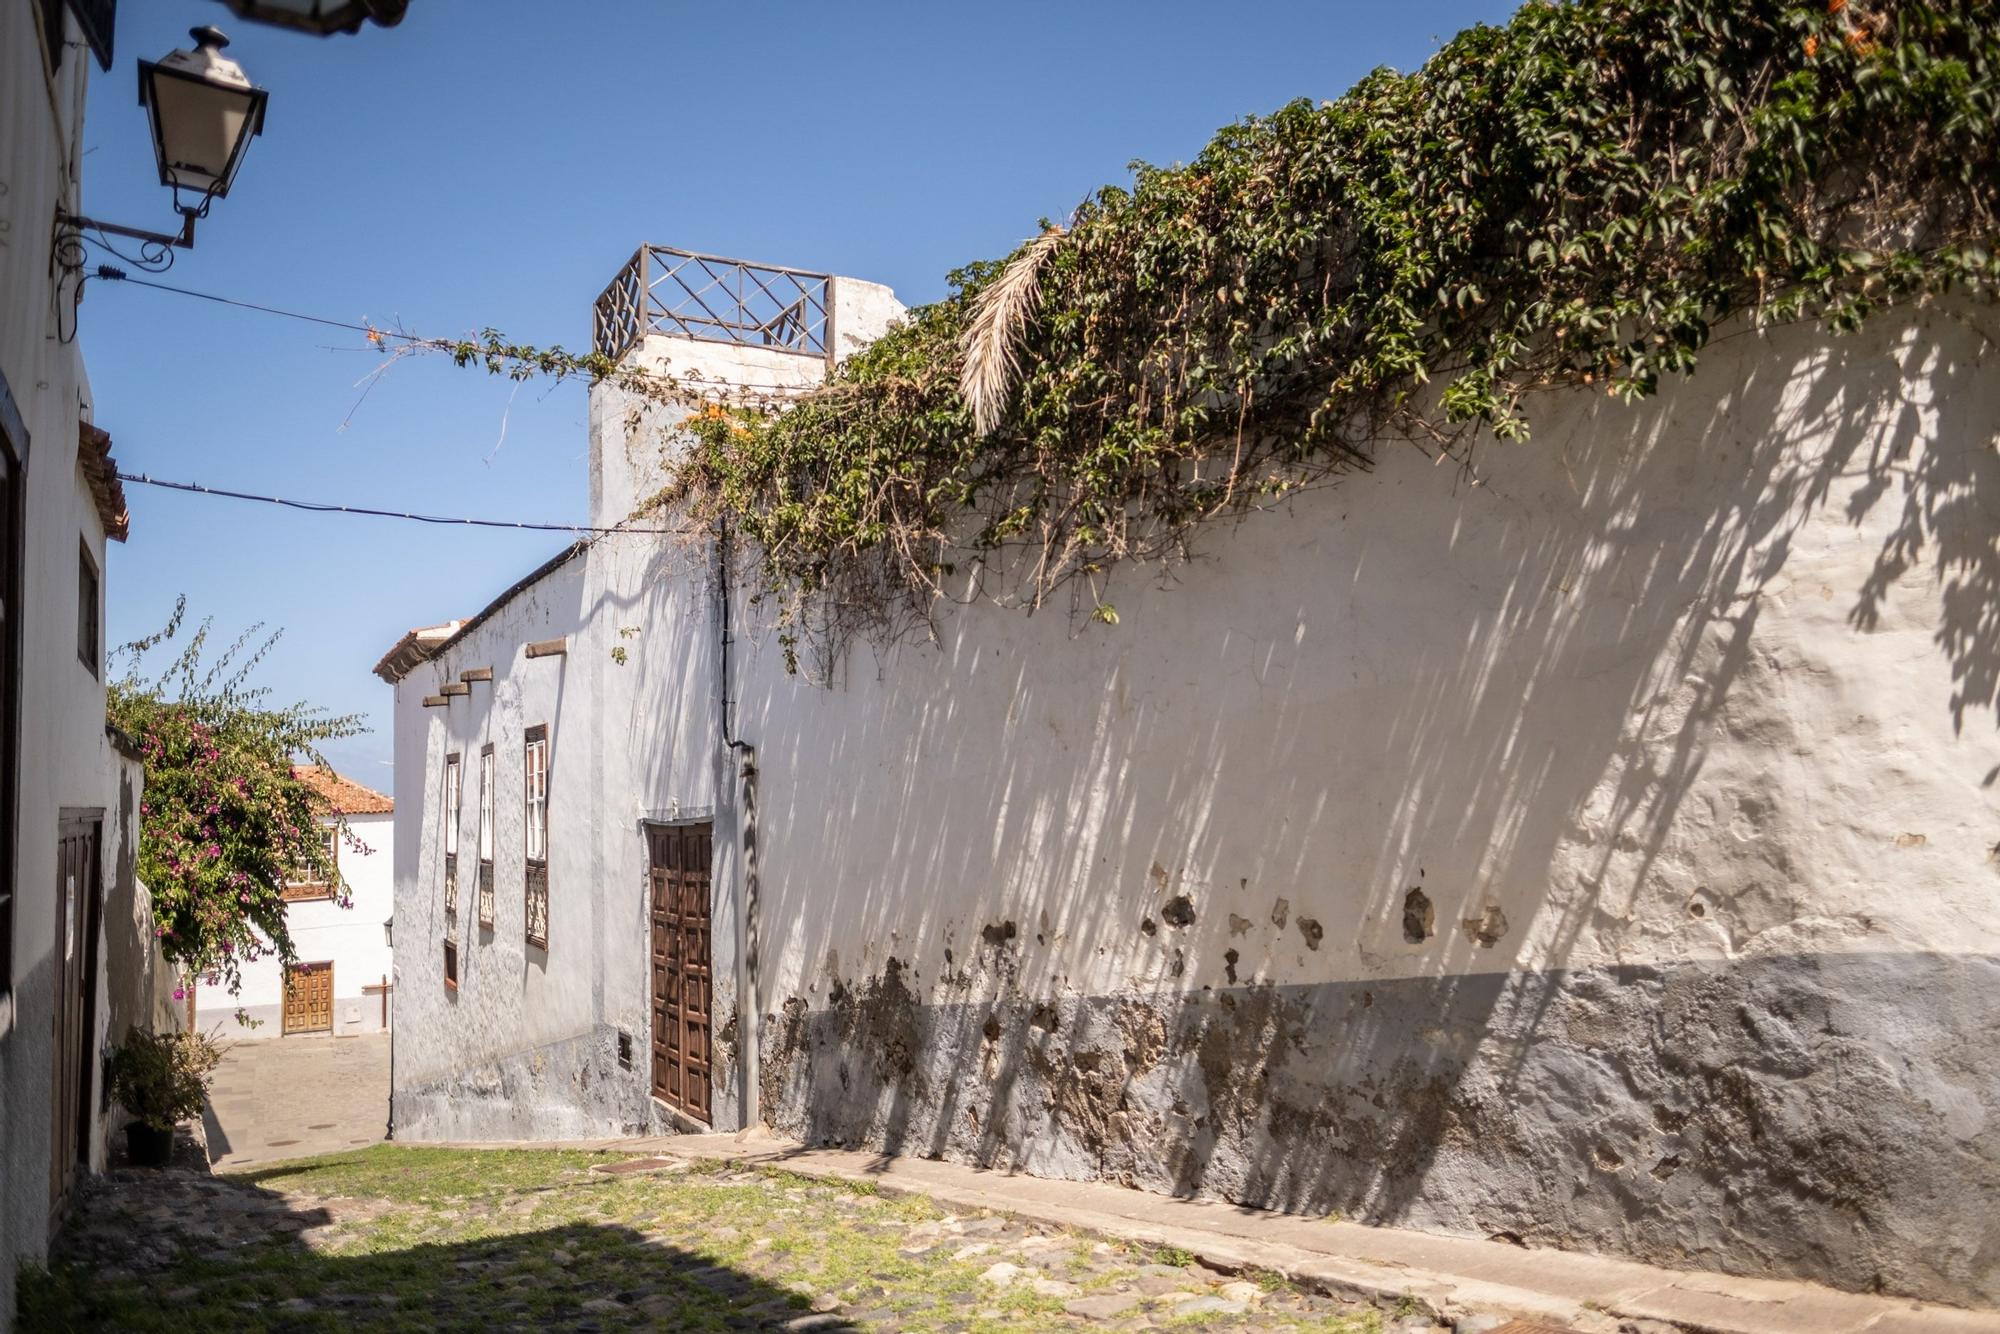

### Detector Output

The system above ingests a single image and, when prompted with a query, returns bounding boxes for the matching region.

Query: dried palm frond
[960,227,1065,437]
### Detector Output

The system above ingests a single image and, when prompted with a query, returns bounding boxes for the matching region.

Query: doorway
[648,822,712,1123]
[51,812,103,1217]
[283,960,334,1035]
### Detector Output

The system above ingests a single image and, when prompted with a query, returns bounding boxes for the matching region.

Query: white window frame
[443,753,462,858]
[477,747,494,864]
[524,728,548,865]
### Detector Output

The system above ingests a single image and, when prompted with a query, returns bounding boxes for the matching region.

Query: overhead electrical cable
[116,472,683,536]
[87,265,823,395]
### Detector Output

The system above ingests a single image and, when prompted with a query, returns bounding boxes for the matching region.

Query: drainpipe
[716,518,761,1131]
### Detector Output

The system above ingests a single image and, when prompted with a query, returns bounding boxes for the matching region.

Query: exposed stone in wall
[761,952,2000,1307]
[1401,889,1434,944]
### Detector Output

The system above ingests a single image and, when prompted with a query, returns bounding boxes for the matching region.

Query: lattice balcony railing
[478,860,496,928]
[592,245,832,363]
[525,863,548,949]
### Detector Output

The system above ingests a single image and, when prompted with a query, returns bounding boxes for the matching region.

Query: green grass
[22,1146,1383,1332]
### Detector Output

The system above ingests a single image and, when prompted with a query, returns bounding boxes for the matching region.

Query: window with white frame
[477,746,494,864]
[443,753,462,859]
[524,726,548,865]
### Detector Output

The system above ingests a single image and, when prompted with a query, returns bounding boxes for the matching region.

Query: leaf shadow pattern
[732,299,2000,1305]
[1847,305,2000,736]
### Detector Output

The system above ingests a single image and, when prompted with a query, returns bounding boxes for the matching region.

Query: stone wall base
[762,952,2000,1308]
[396,1024,687,1144]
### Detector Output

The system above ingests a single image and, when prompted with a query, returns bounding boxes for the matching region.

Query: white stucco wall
[589,276,902,532]
[390,250,2000,1305]
[226,810,396,1038]
[394,271,908,1143]
[0,5,166,1325]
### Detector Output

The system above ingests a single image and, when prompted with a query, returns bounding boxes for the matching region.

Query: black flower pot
[124,1120,174,1168]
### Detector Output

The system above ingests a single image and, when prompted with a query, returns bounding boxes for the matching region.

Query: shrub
[107,1027,224,1131]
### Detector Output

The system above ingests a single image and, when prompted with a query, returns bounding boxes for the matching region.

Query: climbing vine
[438,0,1998,662]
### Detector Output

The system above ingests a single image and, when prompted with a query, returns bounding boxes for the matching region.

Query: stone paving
[202,1031,390,1170]
[19,1143,1450,1332]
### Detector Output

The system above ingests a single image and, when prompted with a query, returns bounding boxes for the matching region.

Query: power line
[88,266,825,395]
[94,269,393,340]
[116,472,683,536]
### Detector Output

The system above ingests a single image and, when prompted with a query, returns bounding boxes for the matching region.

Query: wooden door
[51,814,102,1216]
[649,822,712,1123]
[283,961,334,1034]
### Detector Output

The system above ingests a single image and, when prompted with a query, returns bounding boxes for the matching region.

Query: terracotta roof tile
[79,421,129,542]
[292,765,393,815]
[372,619,465,683]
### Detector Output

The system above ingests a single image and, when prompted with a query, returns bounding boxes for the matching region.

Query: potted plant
[106,1027,223,1167]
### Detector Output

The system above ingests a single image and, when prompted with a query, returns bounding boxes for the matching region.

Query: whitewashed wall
[227,810,395,1038]
[391,255,2000,1306]
[0,4,165,1325]
[588,277,902,531]
[729,304,2000,1309]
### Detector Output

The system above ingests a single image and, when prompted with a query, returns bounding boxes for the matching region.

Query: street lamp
[217,0,408,35]
[137,26,269,217]
[53,26,269,339]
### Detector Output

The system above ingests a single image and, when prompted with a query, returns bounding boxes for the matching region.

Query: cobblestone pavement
[16,1145,1490,1332]
[203,1032,390,1170]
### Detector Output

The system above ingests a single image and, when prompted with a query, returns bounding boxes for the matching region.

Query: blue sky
[85,0,1515,789]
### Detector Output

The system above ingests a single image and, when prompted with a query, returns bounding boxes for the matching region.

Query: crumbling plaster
[393,283,2000,1306]
[733,302,2000,1306]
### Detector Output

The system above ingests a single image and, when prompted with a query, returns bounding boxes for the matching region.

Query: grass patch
[25,1147,1390,1331]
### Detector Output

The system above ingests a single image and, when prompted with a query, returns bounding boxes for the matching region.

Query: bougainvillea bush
[107,599,364,1008]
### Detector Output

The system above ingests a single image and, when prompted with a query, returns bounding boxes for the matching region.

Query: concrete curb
[418,1133,2000,1334]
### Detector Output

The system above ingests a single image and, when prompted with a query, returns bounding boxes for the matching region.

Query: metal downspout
[717,518,760,1130]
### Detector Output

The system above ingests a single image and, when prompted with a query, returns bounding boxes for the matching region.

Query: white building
[226,767,395,1040]
[382,245,2000,1311]
[1,2,177,1322]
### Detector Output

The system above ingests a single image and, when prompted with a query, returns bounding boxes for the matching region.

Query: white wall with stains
[388,256,2000,1307]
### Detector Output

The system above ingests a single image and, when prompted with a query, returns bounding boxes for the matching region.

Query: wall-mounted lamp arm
[58,209,198,252]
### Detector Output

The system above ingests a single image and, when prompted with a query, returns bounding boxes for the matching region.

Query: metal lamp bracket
[51,188,216,343]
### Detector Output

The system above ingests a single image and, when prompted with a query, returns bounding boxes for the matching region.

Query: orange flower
[1804,34,1820,56]
[1828,0,1846,11]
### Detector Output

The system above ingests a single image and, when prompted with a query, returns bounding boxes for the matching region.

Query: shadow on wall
[728,303,2000,1306]
[24,1156,855,1331]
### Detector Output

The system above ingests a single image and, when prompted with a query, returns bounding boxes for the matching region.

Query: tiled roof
[371,539,586,684]
[79,421,129,542]
[372,619,464,684]
[292,765,393,815]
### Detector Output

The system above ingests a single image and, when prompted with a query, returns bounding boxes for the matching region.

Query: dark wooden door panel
[649,822,712,1123]
[52,815,101,1217]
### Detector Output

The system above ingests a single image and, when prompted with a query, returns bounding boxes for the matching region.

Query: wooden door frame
[647,820,713,1125]
[52,809,103,1221]
[283,959,335,1035]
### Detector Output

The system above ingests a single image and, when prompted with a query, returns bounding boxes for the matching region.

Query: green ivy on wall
[446,1,1997,665]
